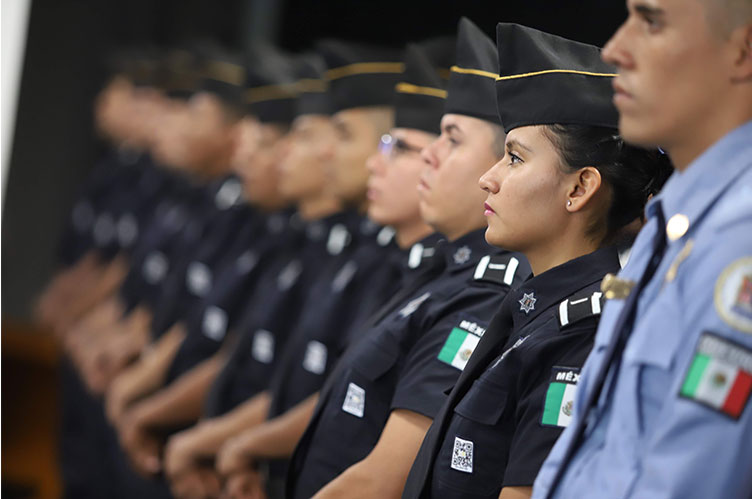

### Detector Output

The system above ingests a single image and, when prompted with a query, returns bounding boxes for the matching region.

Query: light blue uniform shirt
[533,120,752,499]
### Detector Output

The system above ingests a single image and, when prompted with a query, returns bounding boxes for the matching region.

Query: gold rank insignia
[601,273,636,300]
[664,239,694,285]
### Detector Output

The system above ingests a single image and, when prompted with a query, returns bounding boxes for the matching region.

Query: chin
[618,115,663,149]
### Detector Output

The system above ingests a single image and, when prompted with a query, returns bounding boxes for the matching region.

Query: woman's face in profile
[479,125,570,254]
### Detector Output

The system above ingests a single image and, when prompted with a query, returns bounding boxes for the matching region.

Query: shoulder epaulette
[473,255,520,286]
[558,291,604,329]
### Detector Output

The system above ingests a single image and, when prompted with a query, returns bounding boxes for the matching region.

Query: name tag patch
[680,331,752,419]
[342,382,365,418]
[450,436,474,473]
[541,367,581,428]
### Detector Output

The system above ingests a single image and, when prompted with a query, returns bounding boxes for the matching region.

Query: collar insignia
[519,292,537,314]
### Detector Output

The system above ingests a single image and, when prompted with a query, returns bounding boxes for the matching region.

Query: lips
[484,202,495,216]
[612,79,633,107]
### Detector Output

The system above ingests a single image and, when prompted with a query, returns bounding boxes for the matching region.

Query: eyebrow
[443,123,462,135]
[505,138,533,154]
[632,1,666,19]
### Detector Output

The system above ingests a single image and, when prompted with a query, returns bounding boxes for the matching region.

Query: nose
[365,150,383,175]
[479,160,502,194]
[421,137,440,170]
[602,22,633,70]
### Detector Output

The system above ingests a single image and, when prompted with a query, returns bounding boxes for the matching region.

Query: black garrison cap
[244,44,297,124]
[319,40,403,113]
[105,47,162,87]
[293,53,331,117]
[445,18,500,125]
[195,44,246,108]
[394,37,455,135]
[161,48,200,99]
[495,23,619,133]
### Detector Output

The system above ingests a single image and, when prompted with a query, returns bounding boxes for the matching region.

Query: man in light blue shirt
[533,0,752,497]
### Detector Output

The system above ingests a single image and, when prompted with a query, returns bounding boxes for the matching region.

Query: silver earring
[567,200,572,207]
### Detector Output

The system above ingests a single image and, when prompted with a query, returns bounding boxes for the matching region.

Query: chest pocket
[622,283,683,434]
[432,378,511,498]
[352,336,400,381]
[454,378,509,425]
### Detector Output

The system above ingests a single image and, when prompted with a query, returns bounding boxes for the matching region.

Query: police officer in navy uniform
[533,1,752,497]
[282,21,530,498]
[402,23,672,499]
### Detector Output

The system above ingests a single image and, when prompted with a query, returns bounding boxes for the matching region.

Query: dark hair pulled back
[543,124,673,242]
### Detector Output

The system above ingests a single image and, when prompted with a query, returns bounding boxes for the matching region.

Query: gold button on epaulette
[601,273,636,300]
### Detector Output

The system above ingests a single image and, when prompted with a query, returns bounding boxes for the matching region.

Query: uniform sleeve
[502,318,597,487]
[390,293,500,418]
[624,215,752,498]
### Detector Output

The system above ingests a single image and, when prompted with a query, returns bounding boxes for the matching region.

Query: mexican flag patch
[541,367,581,428]
[680,332,752,419]
[437,319,486,370]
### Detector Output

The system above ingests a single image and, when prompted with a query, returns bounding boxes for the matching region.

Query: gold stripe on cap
[246,83,297,104]
[296,78,327,93]
[207,60,245,85]
[325,62,405,81]
[450,65,499,79]
[395,82,447,99]
[496,69,617,81]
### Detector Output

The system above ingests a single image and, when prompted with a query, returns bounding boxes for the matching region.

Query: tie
[545,202,667,498]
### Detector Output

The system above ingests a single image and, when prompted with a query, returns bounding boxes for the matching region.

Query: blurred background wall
[1,0,626,321]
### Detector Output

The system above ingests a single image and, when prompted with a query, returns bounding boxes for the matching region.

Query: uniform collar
[441,229,494,273]
[650,120,752,242]
[509,246,621,331]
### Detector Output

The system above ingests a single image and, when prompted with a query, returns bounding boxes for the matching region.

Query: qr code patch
[450,436,474,473]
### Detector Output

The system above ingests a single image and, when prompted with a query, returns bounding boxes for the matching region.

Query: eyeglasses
[378,134,423,161]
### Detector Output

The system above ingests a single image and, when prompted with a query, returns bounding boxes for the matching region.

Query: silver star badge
[453,246,472,265]
[519,292,537,314]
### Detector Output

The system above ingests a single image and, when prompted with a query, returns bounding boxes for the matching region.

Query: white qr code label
[450,436,474,473]
[342,383,366,418]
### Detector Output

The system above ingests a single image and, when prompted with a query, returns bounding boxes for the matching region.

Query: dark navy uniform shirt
[286,230,529,498]
[201,211,356,415]
[402,246,621,498]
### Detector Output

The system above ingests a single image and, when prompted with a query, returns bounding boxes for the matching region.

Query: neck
[525,236,600,276]
[297,194,342,221]
[394,220,433,249]
[668,103,752,172]
[442,221,485,243]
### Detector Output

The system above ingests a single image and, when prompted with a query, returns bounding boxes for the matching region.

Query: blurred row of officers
[36,2,752,498]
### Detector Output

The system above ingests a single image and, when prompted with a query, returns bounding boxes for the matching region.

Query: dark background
[2,0,627,320]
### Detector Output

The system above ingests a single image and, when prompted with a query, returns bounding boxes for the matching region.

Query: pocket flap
[454,379,508,425]
[354,339,400,381]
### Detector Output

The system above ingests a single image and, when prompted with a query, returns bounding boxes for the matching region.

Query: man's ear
[729,23,752,82]
[566,166,602,212]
